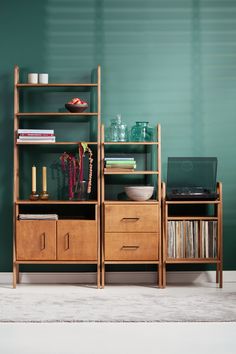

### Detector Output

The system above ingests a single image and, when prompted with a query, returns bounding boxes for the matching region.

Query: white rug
[0,284,235,322]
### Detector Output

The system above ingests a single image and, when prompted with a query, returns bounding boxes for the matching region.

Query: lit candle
[32,166,36,192]
[42,166,47,192]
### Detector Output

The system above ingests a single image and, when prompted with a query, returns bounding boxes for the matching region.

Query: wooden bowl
[65,103,88,113]
[124,186,154,201]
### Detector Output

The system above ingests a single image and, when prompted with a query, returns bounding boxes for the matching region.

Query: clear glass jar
[130,122,153,142]
[108,114,128,142]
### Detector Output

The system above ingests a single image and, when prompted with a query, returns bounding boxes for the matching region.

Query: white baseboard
[0,271,235,285]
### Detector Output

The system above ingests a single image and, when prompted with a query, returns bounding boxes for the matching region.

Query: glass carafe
[130,122,153,142]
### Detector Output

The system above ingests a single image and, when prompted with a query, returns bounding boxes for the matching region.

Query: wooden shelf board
[104,142,159,145]
[166,258,220,264]
[167,216,218,221]
[16,112,98,116]
[104,200,159,204]
[17,83,98,88]
[166,200,220,205]
[16,200,98,205]
[104,171,159,175]
[15,260,98,264]
[17,142,98,145]
[104,261,160,264]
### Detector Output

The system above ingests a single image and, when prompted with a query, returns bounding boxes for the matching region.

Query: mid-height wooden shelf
[167,216,218,221]
[17,83,98,88]
[166,258,220,264]
[104,142,159,145]
[166,200,220,205]
[104,171,159,175]
[16,141,98,145]
[17,112,98,117]
[16,200,98,205]
[104,200,160,205]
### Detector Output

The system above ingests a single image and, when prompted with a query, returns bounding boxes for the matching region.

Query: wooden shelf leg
[216,263,219,283]
[101,262,105,288]
[219,263,223,288]
[162,262,166,288]
[158,263,163,288]
[97,263,100,289]
[13,262,17,289]
[16,264,20,284]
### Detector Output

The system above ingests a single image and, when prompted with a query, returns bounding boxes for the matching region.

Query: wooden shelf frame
[162,181,223,288]
[13,65,101,288]
[101,124,162,288]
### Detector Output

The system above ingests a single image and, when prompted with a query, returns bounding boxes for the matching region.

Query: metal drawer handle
[40,233,46,250]
[65,233,70,250]
[121,218,140,222]
[122,245,139,250]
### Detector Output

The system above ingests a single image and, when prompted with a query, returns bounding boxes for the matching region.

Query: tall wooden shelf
[162,181,223,288]
[101,124,162,288]
[13,65,101,288]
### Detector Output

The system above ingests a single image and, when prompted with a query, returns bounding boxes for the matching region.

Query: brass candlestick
[30,165,39,200]
[30,191,39,201]
[40,190,49,200]
[40,166,49,200]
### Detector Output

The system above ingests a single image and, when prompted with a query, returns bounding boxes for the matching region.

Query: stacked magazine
[17,129,56,143]
[104,157,136,172]
[18,214,58,220]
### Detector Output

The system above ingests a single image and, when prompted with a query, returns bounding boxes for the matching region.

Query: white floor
[0,282,236,354]
[0,322,236,354]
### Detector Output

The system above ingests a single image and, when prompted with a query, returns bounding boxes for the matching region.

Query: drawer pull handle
[40,233,46,250]
[65,233,70,250]
[122,245,139,250]
[121,218,140,222]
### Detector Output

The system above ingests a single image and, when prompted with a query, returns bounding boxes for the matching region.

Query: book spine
[105,160,136,164]
[104,157,134,161]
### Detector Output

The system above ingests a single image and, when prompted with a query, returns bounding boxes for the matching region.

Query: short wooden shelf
[104,200,159,205]
[17,112,98,117]
[15,260,98,264]
[17,83,98,88]
[16,200,98,205]
[167,216,218,221]
[166,258,220,264]
[16,141,98,145]
[166,200,220,205]
[104,261,160,264]
[104,170,159,175]
[104,142,159,145]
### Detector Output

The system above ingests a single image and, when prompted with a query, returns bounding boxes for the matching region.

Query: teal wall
[1,0,236,271]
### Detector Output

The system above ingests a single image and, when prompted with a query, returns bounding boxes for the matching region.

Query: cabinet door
[105,233,159,261]
[16,220,56,260]
[105,204,158,233]
[57,220,97,261]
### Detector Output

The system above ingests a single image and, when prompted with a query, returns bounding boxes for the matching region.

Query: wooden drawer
[105,204,158,233]
[105,233,158,261]
[16,220,56,260]
[57,220,97,261]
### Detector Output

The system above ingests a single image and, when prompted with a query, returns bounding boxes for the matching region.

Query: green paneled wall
[1,0,236,271]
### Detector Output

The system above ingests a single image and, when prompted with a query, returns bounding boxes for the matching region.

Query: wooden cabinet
[13,65,101,288]
[16,220,56,260]
[57,220,97,261]
[101,124,162,287]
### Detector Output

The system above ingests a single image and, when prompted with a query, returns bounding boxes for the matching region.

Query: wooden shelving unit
[101,124,162,288]
[13,65,101,288]
[162,182,223,288]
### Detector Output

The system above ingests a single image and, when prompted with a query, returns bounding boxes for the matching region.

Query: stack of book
[104,157,136,172]
[17,129,56,143]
